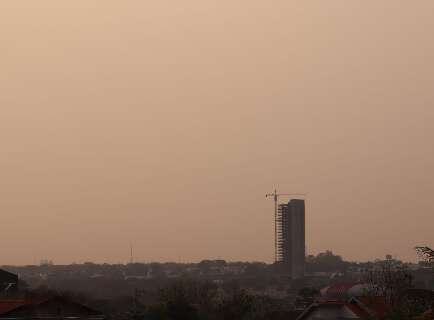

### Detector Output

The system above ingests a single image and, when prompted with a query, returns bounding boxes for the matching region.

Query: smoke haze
[1,1,434,264]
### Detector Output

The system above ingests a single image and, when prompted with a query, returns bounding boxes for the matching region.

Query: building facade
[277,199,305,278]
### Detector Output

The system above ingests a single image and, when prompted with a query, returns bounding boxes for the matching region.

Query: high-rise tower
[277,199,305,278]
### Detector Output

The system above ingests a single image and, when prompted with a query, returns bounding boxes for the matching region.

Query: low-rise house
[320,283,372,301]
[297,296,387,320]
[0,269,18,293]
[297,283,387,320]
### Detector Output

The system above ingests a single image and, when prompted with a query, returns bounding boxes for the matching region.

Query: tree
[159,280,200,320]
[364,260,413,308]
[361,248,434,319]
[416,246,434,264]
[305,250,348,272]
[217,287,254,320]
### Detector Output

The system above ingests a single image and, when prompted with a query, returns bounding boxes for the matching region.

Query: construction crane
[266,189,306,263]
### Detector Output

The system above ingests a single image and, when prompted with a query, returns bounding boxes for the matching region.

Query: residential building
[0,269,18,293]
[297,296,387,320]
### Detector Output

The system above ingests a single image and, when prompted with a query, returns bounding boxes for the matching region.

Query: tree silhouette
[416,246,434,264]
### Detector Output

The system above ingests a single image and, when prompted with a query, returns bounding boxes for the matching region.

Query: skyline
[1,1,434,265]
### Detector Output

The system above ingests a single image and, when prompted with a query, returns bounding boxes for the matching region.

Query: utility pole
[266,190,306,263]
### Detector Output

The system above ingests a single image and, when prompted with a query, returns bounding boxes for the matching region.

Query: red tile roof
[297,296,390,320]
[0,299,48,315]
[353,296,388,317]
[0,301,25,315]
[297,300,368,320]
[414,309,433,320]
[345,302,370,318]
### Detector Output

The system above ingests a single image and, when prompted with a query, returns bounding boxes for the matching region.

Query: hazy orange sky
[1,1,433,265]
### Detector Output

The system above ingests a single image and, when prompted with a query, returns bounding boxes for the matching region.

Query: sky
[1,1,434,265]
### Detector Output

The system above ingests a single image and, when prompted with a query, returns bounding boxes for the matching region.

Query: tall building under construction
[277,199,305,278]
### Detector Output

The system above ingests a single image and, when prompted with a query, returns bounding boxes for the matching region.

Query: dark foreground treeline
[7,278,301,320]
[95,279,300,320]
